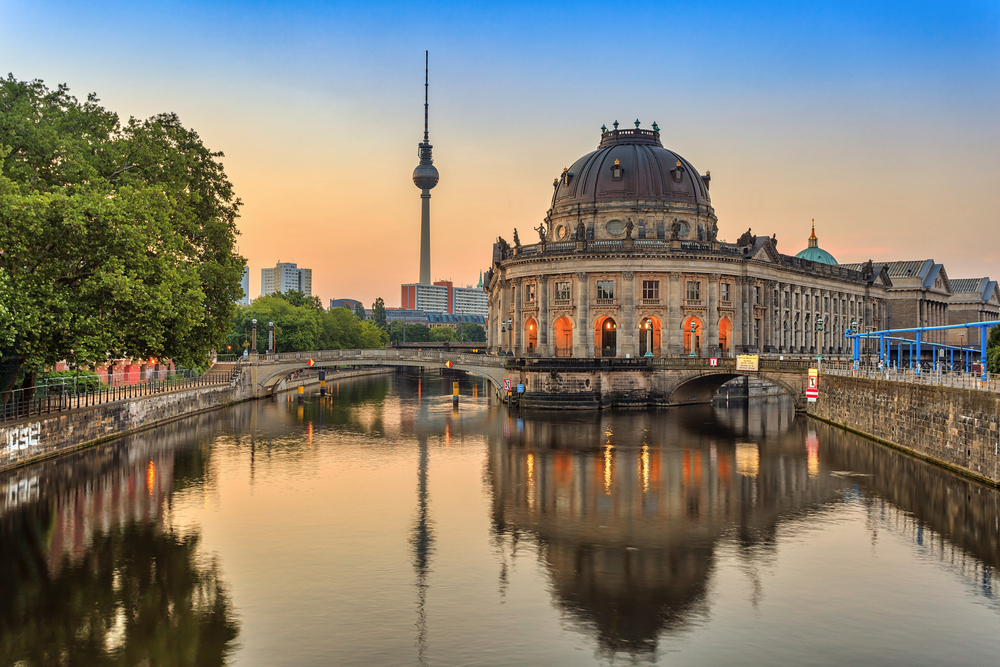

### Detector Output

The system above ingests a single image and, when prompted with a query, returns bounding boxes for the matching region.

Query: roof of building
[550,126,711,208]
[426,313,486,325]
[793,220,838,265]
[950,278,988,294]
[841,259,951,293]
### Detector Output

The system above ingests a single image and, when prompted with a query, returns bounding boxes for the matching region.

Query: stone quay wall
[807,375,1000,486]
[0,368,392,473]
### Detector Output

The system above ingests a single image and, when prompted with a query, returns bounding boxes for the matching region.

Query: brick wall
[807,374,1000,485]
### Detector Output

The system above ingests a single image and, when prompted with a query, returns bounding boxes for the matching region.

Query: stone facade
[807,374,1000,485]
[487,127,891,360]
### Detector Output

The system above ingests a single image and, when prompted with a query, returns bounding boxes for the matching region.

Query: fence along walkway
[823,361,999,393]
[1,362,244,424]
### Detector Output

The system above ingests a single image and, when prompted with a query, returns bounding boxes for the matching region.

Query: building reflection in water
[0,415,239,665]
[486,395,999,658]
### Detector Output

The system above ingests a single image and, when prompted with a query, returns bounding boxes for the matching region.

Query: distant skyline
[2,1,998,307]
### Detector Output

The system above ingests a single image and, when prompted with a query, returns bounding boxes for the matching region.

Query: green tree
[388,322,432,343]
[0,76,243,393]
[456,322,487,342]
[274,289,322,309]
[372,297,387,329]
[430,326,456,342]
[987,325,999,374]
[354,301,367,320]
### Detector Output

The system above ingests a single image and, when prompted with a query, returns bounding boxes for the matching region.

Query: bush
[40,369,105,393]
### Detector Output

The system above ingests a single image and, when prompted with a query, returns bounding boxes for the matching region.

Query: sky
[2,1,998,307]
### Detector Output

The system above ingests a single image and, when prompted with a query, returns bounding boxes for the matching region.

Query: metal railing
[253,348,507,368]
[823,361,998,392]
[1,366,241,424]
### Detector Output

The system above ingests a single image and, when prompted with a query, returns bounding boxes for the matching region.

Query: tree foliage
[0,76,244,380]
[229,296,386,352]
[456,322,487,342]
[388,322,431,343]
[371,297,387,329]
[354,302,367,320]
[272,289,322,310]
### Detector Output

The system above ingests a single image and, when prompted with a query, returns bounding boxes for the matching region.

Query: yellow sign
[736,354,759,371]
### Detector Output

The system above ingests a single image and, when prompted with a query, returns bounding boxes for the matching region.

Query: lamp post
[500,322,506,356]
[815,316,824,373]
[251,319,258,354]
[507,318,513,356]
[268,321,275,354]
[688,320,698,358]
[643,318,653,357]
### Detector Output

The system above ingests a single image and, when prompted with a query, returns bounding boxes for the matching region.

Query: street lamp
[251,319,258,354]
[507,318,513,356]
[268,321,275,354]
[688,320,698,358]
[500,321,506,355]
[815,316,824,373]
[643,318,654,357]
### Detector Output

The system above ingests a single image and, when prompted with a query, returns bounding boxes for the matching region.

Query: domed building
[486,123,892,359]
[795,221,838,265]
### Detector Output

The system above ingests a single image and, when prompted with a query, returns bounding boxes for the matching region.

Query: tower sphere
[413,160,439,190]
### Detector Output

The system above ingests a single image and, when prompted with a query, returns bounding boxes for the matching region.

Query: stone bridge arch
[663,370,807,409]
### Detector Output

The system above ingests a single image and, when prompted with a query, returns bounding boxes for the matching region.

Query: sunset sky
[2,1,998,308]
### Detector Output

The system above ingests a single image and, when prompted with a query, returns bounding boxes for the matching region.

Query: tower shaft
[420,191,431,285]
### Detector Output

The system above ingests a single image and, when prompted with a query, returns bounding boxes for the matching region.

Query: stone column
[621,271,636,357]
[575,272,590,357]
[707,275,719,356]
[735,276,748,352]
[667,274,682,356]
[513,278,522,356]
[539,275,551,356]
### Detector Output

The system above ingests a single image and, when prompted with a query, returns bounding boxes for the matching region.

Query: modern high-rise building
[262,262,312,297]
[238,266,250,306]
[401,279,487,318]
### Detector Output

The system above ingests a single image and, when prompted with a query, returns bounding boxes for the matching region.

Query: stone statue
[576,220,586,241]
[708,221,718,242]
[670,218,681,240]
[737,228,756,248]
[512,228,521,248]
[697,224,705,242]
[497,236,510,259]
[535,222,546,243]
[863,259,874,278]
[625,217,634,240]
[771,232,777,247]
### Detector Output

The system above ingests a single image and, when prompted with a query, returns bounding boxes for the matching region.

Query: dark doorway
[601,318,617,357]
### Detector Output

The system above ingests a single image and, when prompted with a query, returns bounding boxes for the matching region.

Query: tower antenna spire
[423,50,429,143]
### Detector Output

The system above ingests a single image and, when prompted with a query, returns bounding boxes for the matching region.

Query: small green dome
[794,220,838,265]
[795,246,838,265]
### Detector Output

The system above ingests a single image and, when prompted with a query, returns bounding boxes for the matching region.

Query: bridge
[242,349,815,409]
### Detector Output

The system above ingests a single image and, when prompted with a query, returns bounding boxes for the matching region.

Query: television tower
[412,51,439,285]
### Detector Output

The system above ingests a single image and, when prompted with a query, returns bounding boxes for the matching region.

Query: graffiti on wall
[3,422,42,456]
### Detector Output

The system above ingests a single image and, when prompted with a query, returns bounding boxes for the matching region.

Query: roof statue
[535,223,546,243]
[513,228,521,248]
[737,228,756,248]
[794,219,838,265]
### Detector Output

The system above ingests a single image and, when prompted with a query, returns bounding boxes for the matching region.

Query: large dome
[544,124,717,244]
[551,126,711,207]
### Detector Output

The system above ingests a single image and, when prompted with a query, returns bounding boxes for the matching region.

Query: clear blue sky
[2,1,998,304]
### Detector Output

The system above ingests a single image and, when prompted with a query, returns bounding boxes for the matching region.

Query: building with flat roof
[330,298,364,312]
[401,279,488,318]
[262,262,312,297]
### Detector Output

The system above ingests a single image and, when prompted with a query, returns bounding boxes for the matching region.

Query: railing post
[981,325,989,383]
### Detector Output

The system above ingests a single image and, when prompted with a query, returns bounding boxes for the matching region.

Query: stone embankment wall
[0,368,392,473]
[807,375,1000,485]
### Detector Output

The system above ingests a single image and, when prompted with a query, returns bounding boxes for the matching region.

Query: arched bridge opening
[666,371,804,410]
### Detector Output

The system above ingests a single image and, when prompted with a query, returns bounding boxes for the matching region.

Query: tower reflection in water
[486,395,998,657]
[0,415,239,665]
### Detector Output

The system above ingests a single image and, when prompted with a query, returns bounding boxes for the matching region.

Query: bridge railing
[823,361,998,392]
[254,348,506,368]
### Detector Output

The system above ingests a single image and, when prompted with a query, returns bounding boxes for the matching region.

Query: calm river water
[1,372,998,666]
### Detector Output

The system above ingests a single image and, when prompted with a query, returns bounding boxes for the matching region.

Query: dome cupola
[794,220,838,265]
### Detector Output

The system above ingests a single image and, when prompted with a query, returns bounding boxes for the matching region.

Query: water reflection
[0,416,240,665]
[487,396,999,657]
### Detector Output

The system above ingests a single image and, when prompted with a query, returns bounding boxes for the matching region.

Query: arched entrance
[638,316,662,357]
[554,316,573,357]
[595,316,617,357]
[718,317,732,357]
[524,317,538,353]
[683,316,703,357]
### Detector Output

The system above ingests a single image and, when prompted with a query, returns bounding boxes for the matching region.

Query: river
[1,372,997,666]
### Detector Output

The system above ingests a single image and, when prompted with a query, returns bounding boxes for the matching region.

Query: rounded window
[556,224,568,240]
[605,220,625,236]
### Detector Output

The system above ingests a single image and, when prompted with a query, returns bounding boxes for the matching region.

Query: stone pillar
[539,275,551,356]
[667,274,682,356]
[575,272,590,357]
[621,271,636,357]
[707,275,720,356]
[513,278,522,356]
[735,276,748,352]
